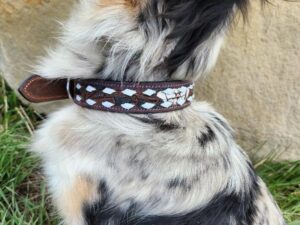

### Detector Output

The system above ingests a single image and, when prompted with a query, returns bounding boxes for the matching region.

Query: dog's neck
[31,0,249,115]
[19,75,195,114]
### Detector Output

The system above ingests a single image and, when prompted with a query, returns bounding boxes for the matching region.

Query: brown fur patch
[94,0,148,17]
[57,176,99,224]
[99,0,137,8]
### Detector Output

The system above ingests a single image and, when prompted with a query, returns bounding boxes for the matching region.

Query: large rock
[0,0,74,111]
[0,0,299,160]
[197,1,300,160]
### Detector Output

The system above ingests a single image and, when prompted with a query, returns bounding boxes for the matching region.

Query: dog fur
[32,0,286,224]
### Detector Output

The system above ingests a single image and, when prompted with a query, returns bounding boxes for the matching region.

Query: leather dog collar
[19,75,194,114]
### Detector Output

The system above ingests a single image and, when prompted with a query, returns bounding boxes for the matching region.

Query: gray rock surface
[0,0,74,111]
[197,1,300,160]
[0,0,299,160]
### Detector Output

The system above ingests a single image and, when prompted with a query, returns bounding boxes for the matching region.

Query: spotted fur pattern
[32,0,285,224]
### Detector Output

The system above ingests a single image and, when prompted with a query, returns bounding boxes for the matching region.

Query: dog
[27,0,286,224]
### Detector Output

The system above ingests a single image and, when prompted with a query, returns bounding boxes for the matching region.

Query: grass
[0,79,58,225]
[257,161,300,222]
[0,78,299,225]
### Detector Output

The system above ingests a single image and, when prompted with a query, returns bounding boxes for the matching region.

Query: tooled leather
[73,79,193,113]
[19,75,194,114]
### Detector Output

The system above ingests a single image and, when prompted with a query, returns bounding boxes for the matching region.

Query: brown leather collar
[19,75,194,114]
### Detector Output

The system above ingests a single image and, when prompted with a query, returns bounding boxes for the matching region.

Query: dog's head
[43,0,259,81]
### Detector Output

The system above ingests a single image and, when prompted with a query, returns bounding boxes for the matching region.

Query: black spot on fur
[167,177,192,191]
[130,115,180,131]
[208,112,233,136]
[139,0,251,75]
[84,170,260,225]
[198,125,216,147]
[138,182,260,225]
[158,123,180,131]
[84,181,110,225]
[163,0,248,72]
